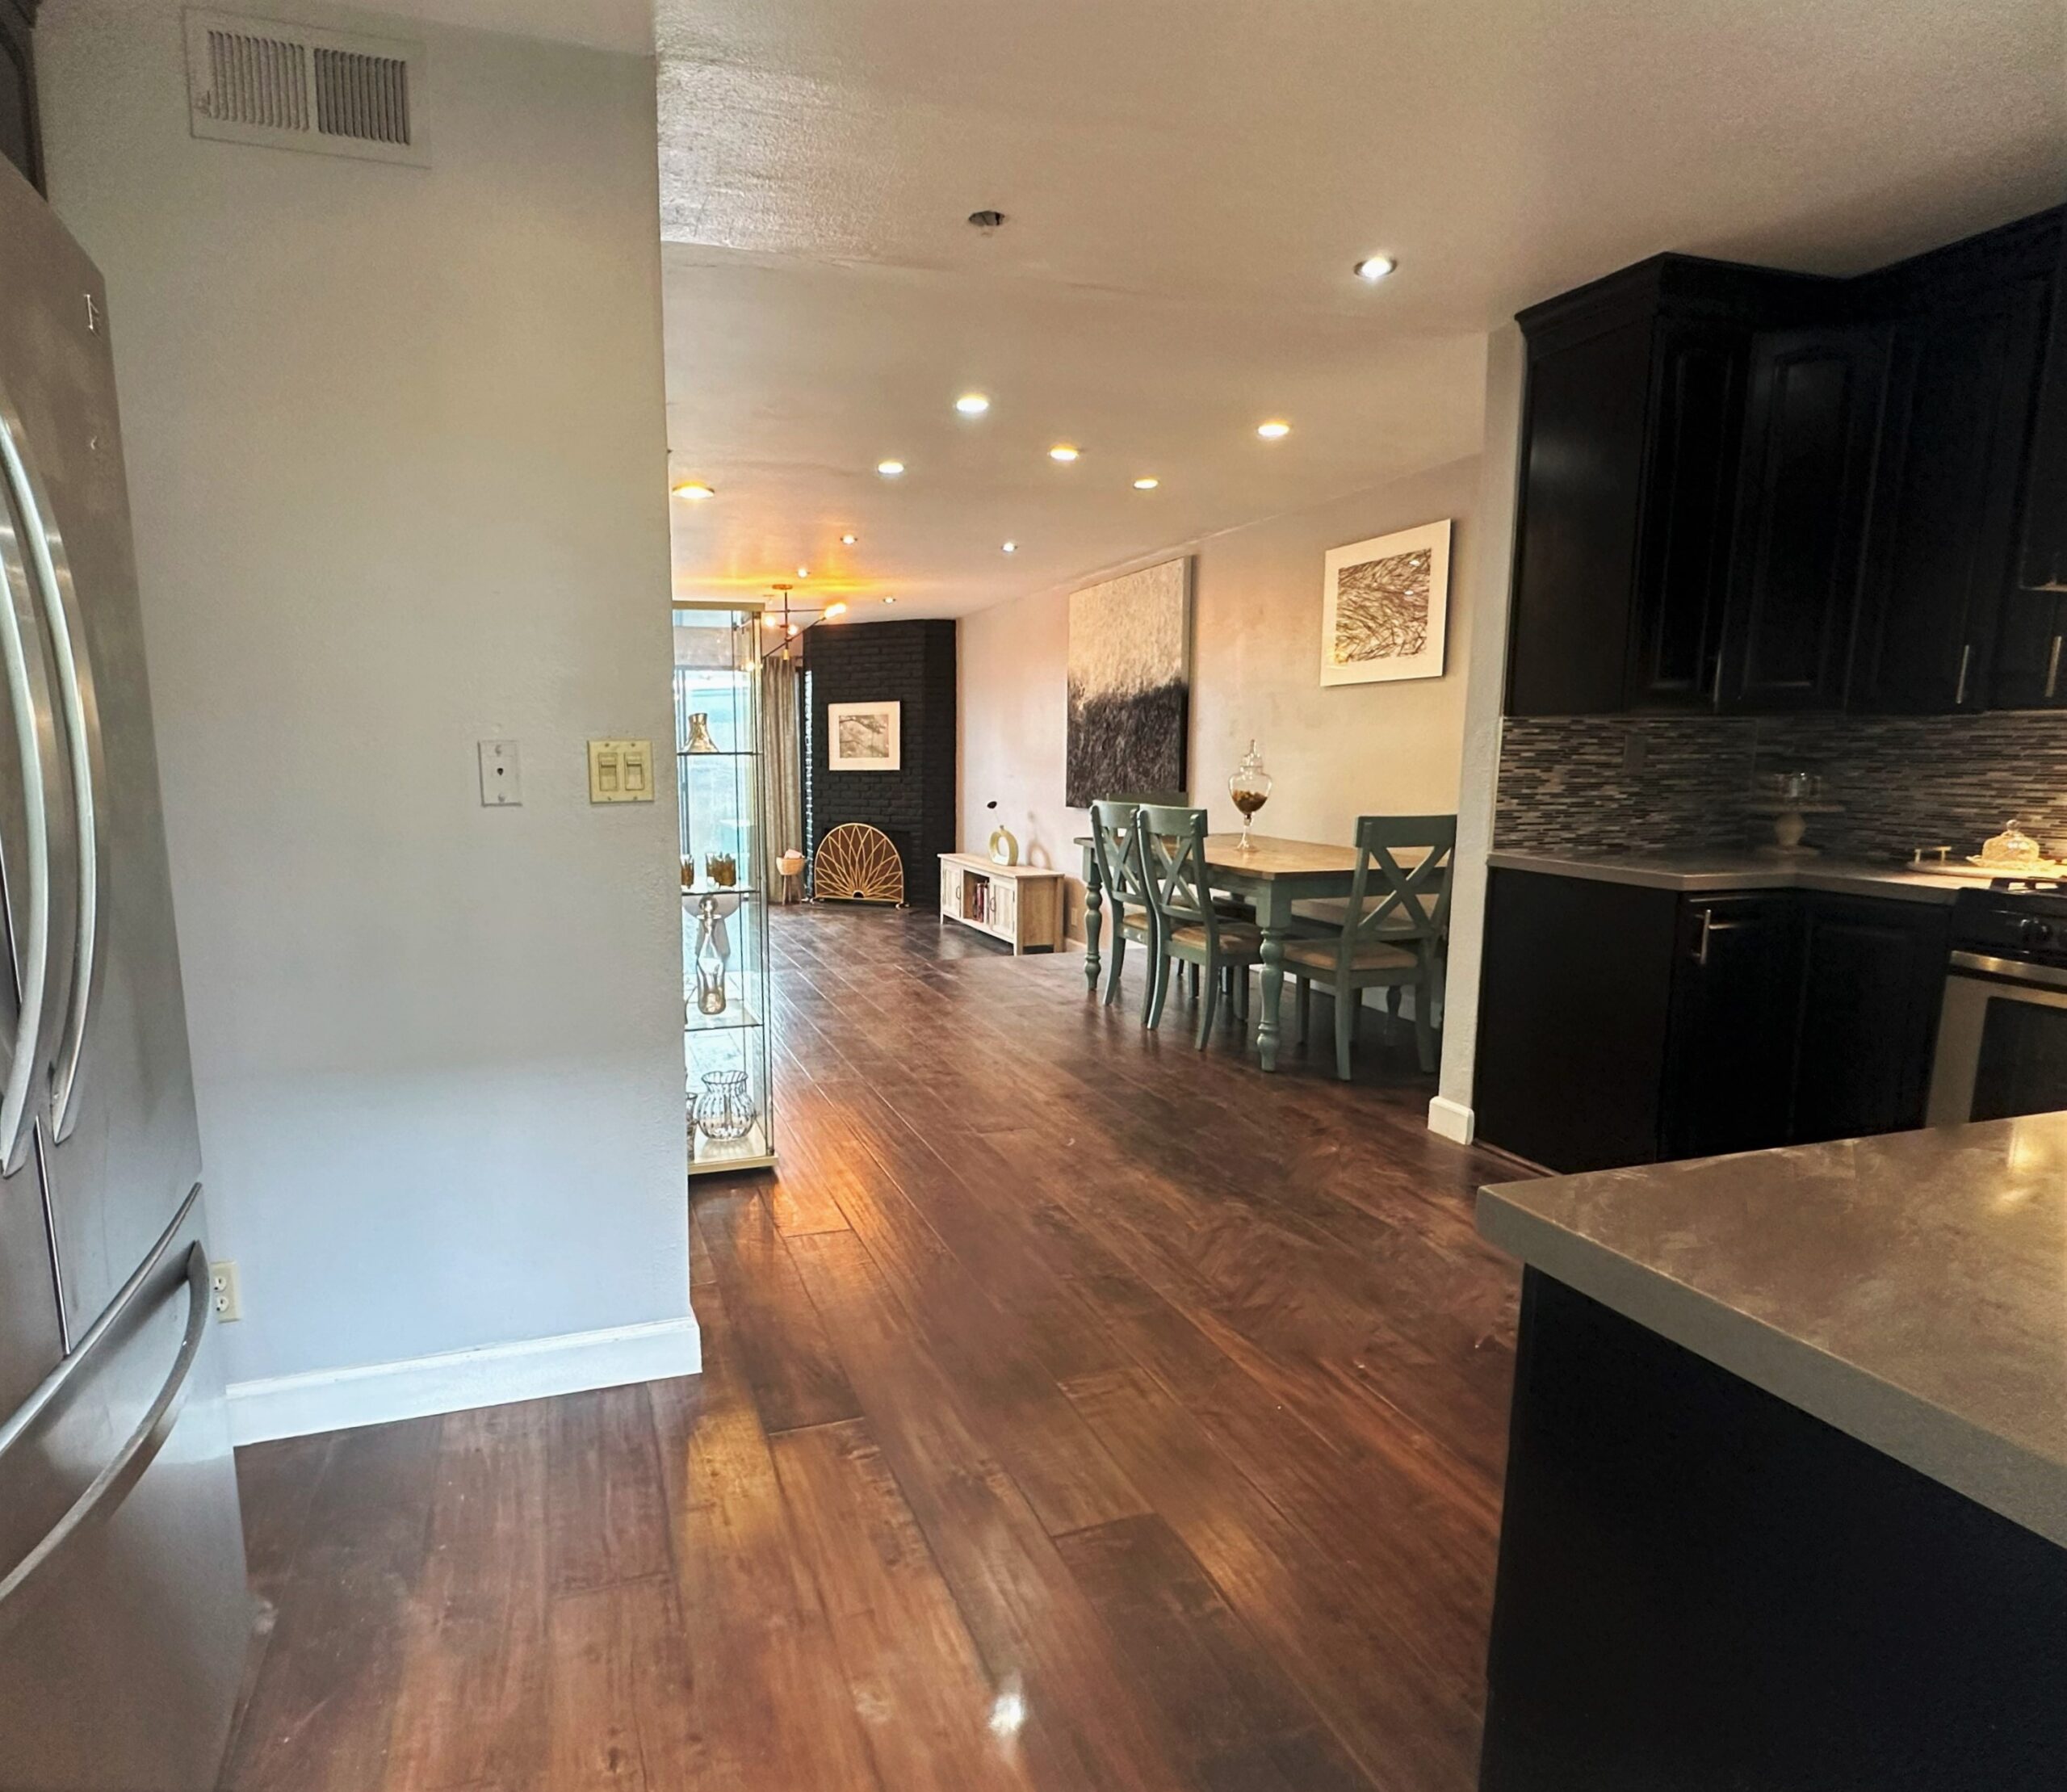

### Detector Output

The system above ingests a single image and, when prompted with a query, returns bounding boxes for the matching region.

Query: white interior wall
[37,0,694,1431]
[1432,323,1526,1143]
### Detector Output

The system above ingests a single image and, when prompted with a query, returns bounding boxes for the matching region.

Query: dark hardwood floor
[224,904,1524,1791]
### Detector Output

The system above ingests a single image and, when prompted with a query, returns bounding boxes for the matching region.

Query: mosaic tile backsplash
[1496,712,2067,864]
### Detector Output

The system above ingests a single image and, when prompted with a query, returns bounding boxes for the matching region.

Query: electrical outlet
[209,1260,243,1322]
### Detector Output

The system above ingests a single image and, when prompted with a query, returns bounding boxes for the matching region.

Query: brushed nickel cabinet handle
[1955,641,1973,707]
[2047,634,2062,703]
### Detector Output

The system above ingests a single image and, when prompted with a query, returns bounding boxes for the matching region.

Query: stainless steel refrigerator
[0,166,250,1787]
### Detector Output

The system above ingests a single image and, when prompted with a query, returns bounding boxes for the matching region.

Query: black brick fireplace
[803,619,958,907]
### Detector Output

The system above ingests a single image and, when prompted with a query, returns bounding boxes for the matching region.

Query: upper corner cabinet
[673,602,775,1178]
[1504,258,1813,717]
[1845,219,2055,714]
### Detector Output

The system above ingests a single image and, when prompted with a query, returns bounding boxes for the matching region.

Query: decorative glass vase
[684,712,719,753]
[694,1070,757,1142]
[693,895,729,1015]
[1229,739,1273,851]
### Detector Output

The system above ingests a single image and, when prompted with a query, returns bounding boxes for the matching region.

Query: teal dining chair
[1283,815,1455,1079]
[1088,798,1163,1014]
[1136,804,1266,1049]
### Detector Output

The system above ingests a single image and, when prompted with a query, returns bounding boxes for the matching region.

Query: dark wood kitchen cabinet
[1659,893,1802,1159]
[1623,322,1751,710]
[1504,204,2067,719]
[1789,893,1949,1144]
[1506,260,1822,718]
[1474,870,1953,1174]
[1847,273,2050,712]
[1717,326,1886,711]
[1473,870,1681,1173]
[2018,220,2067,594]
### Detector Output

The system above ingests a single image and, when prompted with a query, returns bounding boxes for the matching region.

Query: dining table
[1075,831,1368,1072]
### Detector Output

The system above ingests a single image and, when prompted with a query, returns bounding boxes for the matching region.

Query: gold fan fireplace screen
[811,823,905,905]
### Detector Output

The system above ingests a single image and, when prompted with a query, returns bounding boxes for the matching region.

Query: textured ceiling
[655,0,2067,618]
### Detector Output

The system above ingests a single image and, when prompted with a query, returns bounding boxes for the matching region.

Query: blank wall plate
[479,739,522,806]
[589,738,655,804]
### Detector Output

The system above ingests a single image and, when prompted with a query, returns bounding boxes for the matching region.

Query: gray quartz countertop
[1484,848,1969,904]
[1478,1116,2067,1547]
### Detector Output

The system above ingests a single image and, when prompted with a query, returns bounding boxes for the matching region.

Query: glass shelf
[690,1118,774,1172]
[675,602,774,1180]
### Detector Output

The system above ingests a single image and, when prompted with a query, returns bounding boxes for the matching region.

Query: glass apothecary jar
[674,601,776,1175]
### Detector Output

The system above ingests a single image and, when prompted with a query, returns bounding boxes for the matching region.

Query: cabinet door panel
[1986,590,2067,709]
[1850,280,2048,711]
[1626,326,1746,710]
[1721,328,1885,711]
[1507,317,1655,716]
[1662,895,1801,1160]
[1474,871,1680,1173]
[2015,225,2067,594]
[1789,896,1948,1144]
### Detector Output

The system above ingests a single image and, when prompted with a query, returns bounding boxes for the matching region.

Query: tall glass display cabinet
[673,601,776,1175]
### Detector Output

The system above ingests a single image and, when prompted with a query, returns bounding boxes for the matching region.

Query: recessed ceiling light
[877,460,905,477]
[1354,255,1398,283]
[824,601,849,618]
[840,532,857,545]
[1003,540,1017,553]
[1257,420,1291,439]
[671,480,715,501]
[1049,444,1080,463]
[1133,476,1159,490]
[797,565,810,577]
[955,392,992,416]
[882,595,897,605]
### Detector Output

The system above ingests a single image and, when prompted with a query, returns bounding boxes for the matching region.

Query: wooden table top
[1199,834,1362,878]
[1075,832,1375,879]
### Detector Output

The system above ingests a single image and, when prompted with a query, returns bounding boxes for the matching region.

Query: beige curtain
[759,648,803,898]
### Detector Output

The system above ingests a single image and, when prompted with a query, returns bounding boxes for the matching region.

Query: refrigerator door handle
[0,1208,208,1630]
[0,420,58,1175]
[0,408,104,1142]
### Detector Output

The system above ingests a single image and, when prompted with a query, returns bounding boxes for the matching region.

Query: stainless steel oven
[1927,887,2067,1124]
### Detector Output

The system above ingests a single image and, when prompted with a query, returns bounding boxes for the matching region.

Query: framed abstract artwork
[1066,556,1191,808]
[1321,520,1452,686]
[826,700,901,771]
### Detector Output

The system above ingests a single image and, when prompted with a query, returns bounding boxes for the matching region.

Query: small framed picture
[1321,519,1452,686]
[827,701,902,771]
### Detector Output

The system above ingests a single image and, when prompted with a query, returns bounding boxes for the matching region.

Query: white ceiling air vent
[183,10,427,166]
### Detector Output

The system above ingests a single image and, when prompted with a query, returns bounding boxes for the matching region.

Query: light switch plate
[589,738,656,804]
[479,739,522,806]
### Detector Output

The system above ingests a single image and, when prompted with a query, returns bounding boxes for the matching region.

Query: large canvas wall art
[1320,519,1452,686]
[1066,556,1192,809]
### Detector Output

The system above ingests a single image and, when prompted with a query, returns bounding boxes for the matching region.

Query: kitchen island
[1475,1116,2067,1790]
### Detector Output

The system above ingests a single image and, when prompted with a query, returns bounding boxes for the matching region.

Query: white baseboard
[1427,1094,1475,1145]
[226,1315,702,1446]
